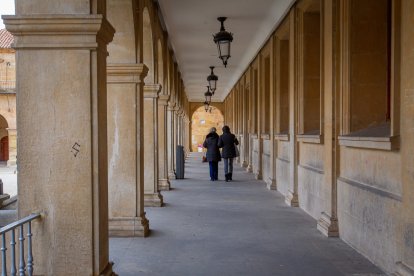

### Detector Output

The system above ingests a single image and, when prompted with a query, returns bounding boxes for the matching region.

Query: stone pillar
[158,94,170,190]
[173,107,179,172]
[144,84,163,207]
[6,128,16,166]
[167,103,176,179]
[4,12,115,275]
[107,64,149,237]
[286,10,299,207]
[317,0,339,237]
[246,134,254,173]
[395,0,414,273]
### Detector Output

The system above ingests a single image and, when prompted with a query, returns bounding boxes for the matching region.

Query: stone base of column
[144,192,164,207]
[254,170,262,180]
[100,261,117,276]
[241,161,248,168]
[109,215,149,237]
[266,178,277,190]
[246,164,253,173]
[394,262,414,276]
[285,191,299,207]
[158,179,171,191]
[317,212,339,237]
[168,170,176,180]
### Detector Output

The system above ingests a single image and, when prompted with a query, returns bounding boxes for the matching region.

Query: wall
[223,0,414,274]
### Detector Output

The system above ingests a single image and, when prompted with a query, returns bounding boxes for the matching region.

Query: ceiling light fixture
[207,66,218,94]
[204,86,213,104]
[213,17,233,67]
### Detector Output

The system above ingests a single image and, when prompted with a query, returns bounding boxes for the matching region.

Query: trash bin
[176,145,185,179]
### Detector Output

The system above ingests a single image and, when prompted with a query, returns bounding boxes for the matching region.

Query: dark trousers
[209,161,219,180]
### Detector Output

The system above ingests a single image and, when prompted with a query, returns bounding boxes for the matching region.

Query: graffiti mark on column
[71,142,80,157]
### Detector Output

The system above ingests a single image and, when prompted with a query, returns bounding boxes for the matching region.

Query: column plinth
[109,216,149,237]
[285,190,299,207]
[266,179,277,190]
[317,212,339,237]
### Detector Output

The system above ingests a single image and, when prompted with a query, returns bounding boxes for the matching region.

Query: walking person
[203,127,221,181]
[218,125,239,182]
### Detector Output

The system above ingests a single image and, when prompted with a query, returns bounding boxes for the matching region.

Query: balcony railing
[0,81,15,90]
[0,213,41,276]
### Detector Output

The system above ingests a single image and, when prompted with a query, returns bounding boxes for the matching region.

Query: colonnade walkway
[110,153,384,276]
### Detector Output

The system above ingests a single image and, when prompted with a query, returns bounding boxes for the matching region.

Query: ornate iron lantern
[204,86,213,104]
[213,17,233,67]
[204,101,210,112]
[207,66,218,94]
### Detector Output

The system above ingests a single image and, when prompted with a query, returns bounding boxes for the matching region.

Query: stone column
[144,84,163,207]
[395,0,414,274]
[167,103,176,179]
[6,128,16,166]
[107,64,149,237]
[317,0,339,237]
[4,13,115,275]
[158,94,170,190]
[173,107,179,172]
[286,9,299,207]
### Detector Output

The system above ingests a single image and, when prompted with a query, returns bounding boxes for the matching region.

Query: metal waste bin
[176,145,185,179]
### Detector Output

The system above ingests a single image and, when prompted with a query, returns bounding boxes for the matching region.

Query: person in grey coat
[203,127,221,181]
[218,125,239,182]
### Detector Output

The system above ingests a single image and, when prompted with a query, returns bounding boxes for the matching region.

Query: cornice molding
[107,64,148,84]
[3,15,115,49]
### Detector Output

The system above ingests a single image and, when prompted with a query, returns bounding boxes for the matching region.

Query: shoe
[225,173,229,182]
[229,173,232,181]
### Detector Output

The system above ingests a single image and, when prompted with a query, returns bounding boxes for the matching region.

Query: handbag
[235,145,240,157]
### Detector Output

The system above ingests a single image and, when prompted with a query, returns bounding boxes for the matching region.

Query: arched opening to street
[191,105,224,152]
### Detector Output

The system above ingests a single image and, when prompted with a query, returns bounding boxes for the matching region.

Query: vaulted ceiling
[157,0,295,102]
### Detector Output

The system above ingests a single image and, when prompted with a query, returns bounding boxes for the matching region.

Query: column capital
[144,83,162,98]
[158,94,170,106]
[4,15,115,49]
[167,101,176,111]
[107,64,148,84]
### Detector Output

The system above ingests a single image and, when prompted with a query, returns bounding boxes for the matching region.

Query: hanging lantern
[207,66,218,94]
[204,86,213,104]
[204,101,209,112]
[213,17,233,67]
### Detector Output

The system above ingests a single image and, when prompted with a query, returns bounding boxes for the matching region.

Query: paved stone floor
[110,153,384,276]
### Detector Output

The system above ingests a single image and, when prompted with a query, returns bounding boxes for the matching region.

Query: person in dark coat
[218,125,239,182]
[203,127,221,181]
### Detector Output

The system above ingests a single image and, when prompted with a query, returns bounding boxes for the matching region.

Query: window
[339,0,400,150]
[297,0,322,142]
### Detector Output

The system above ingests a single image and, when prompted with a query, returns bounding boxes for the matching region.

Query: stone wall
[223,0,414,273]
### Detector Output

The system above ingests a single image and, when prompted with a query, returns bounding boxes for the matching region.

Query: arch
[143,7,155,83]
[0,115,9,162]
[190,106,224,152]
[190,102,225,119]
[107,0,138,63]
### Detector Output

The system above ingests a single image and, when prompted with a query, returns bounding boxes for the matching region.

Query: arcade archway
[191,106,224,152]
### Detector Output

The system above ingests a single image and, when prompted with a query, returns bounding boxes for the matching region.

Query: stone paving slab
[110,153,384,276]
